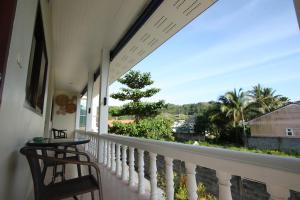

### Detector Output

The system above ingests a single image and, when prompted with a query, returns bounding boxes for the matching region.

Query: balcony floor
[44,155,150,200]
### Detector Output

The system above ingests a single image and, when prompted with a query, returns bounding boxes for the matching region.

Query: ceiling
[51,0,216,94]
[51,0,150,92]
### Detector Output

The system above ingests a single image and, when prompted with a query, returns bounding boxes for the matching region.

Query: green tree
[219,88,250,145]
[110,70,166,121]
[219,88,250,127]
[248,84,289,116]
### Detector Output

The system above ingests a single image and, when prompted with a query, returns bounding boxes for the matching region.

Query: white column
[267,185,290,200]
[91,97,98,131]
[150,153,158,200]
[138,149,145,195]
[107,141,111,169]
[97,49,110,163]
[75,94,81,130]
[122,145,128,182]
[111,142,116,173]
[85,71,94,131]
[103,140,107,166]
[186,163,197,200]
[165,157,174,200]
[129,147,135,187]
[116,144,121,177]
[294,0,300,29]
[216,171,232,200]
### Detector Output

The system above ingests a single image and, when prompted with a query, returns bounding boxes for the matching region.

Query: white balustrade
[129,147,135,187]
[122,145,128,182]
[216,171,232,200]
[75,131,300,200]
[107,141,111,169]
[165,157,174,200]
[116,144,121,177]
[149,152,158,200]
[138,149,145,195]
[186,163,198,200]
[103,139,107,166]
[111,142,116,173]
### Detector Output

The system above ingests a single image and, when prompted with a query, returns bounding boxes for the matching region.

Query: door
[0,0,17,106]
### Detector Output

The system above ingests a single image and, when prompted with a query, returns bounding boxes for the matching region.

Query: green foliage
[162,102,211,116]
[111,88,160,102]
[109,116,174,141]
[113,101,166,120]
[193,85,289,145]
[118,70,154,89]
[219,88,250,127]
[110,70,165,121]
[188,141,300,158]
[174,175,216,200]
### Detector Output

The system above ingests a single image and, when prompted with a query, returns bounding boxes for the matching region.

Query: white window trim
[286,128,294,136]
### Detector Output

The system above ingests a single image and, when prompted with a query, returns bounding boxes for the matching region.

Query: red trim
[0,0,17,106]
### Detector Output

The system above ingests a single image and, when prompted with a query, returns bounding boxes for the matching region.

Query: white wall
[0,0,53,199]
[52,91,77,138]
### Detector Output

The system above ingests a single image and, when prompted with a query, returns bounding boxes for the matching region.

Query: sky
[109,0,300,106]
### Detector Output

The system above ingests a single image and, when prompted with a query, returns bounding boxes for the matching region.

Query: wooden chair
[50,128,82,181]
[52,128,68,139]
[20,146,102,200]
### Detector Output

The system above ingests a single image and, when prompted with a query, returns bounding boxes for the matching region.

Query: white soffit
[109,0,216,84]
[51,0,149,92]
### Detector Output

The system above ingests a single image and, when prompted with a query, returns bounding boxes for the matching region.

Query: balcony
[74,130,300,200]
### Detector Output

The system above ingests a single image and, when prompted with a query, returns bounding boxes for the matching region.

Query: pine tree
[110,70,165,121]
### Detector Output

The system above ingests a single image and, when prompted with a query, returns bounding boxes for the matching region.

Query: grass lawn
[185,140,300,158]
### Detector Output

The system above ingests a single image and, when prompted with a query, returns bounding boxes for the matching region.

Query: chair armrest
[29,151,101,186]
[40,147,91,162]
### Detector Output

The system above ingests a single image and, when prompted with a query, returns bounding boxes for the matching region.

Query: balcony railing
[76,130,300,200]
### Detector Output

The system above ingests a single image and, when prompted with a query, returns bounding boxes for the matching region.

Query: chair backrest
[20,147,44,199]
[52,128,67,139]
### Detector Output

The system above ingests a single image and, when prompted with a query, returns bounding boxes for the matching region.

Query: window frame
[286,128,294,136]
[25,3,48,115]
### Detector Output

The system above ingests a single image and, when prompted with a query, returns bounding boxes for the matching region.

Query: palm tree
[248,84,289,115]
[219,88,250,127]
[219,88,250,145]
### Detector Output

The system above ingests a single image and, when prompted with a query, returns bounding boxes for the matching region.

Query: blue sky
[109,0,300,106]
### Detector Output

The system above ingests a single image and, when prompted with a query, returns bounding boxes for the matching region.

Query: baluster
[103,140,107,166]
[95,136,99,160]
[129,147,135,187]
[186,163,198,200]
[92,137,95,157]
[165,157,174,200]
[122,145,128,182]
[94,137,96,157]
[107,141,111,169]
[138,149,145,195]
[111,142,116,173]
[150,153,158,200]
[116,144,121,177]
[267,185,290,200]
[216,171,232,200]
[103,140,107,165]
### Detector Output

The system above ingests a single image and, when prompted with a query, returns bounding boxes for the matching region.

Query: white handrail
[76,130,300,199]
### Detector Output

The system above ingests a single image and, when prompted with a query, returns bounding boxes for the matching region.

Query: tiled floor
[44,154,152,200]
[62,164,151,200]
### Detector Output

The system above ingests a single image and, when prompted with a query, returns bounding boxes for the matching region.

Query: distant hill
[161,102,214,116]
[109,102,214,120]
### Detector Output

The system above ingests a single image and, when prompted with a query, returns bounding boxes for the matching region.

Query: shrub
[175,175,216,200]
[109,116,174,141]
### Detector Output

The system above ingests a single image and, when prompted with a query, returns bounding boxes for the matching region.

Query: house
[248,102,300,138]
[247,102,300,153]
[1,0,300,200]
